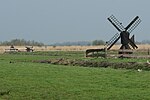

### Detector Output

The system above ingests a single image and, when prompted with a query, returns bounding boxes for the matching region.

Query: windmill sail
[127,18,141,33]
[129,35,138,49]
[108,15,125,32]
[105,33,120,50]
[125,16,141,33]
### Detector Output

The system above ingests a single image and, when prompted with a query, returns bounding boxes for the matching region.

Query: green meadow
[0,51,150,100]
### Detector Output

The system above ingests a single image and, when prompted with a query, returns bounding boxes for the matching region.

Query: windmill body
[120,31,130,49]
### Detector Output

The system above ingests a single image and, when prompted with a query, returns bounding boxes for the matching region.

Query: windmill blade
[129,35,136,49]
[105,33,119,46]
[127,18,141,33]
[108,15,125,32]
[125,16,140,32]
[129,35,138,49]
[129,40,138,49]
[107,36,120,50]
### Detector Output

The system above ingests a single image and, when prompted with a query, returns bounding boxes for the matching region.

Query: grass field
[0,51,150,99]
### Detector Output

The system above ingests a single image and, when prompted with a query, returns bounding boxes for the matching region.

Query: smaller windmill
[105,15,141,54]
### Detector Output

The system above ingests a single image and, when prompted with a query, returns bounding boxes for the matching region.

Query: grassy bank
[0,52,150,99]
[0,60,150,99]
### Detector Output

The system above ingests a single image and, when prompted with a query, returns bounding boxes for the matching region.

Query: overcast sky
[0,0,149,44]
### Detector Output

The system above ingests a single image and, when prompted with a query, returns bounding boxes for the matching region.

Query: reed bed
[0,44,150,53]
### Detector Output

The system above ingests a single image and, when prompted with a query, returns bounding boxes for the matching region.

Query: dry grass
[0,44,150,53]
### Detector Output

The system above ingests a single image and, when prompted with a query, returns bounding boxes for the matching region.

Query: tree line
[0,39,44,46]
[51,39,150,46]
[0,39,149,46]
[51,40,105,46]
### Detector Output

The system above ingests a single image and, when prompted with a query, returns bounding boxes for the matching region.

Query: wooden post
[104,48,107,58]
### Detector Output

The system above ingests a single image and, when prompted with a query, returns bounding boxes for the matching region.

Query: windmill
[105,15,141,54]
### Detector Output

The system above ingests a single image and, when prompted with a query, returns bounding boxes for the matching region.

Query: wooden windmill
[105,15,141,54]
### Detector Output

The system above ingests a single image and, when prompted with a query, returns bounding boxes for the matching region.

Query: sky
[0,0,149,44]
